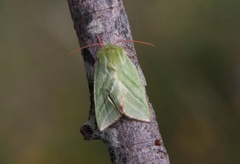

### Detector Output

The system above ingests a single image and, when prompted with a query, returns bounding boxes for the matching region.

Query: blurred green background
[1,0,240,163]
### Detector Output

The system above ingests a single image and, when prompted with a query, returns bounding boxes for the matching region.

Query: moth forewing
[116,51,151,122]
[94,56,122,131]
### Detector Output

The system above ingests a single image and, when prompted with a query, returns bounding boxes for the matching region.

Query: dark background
[1,0,240,163]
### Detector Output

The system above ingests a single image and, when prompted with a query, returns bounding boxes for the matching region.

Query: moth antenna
[67,35,104,57]
[67,43,103,56]
[114,40,155,47]
[67,38,154,57]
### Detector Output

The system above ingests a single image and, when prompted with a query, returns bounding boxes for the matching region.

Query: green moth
[94,44,151,131]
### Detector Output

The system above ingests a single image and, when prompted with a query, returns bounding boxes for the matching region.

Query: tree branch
[68,0,170,163]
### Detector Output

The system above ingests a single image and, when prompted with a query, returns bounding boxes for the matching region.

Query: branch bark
[68,0,170,163]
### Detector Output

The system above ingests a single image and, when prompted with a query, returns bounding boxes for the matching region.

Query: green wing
[94,44,151,131]
[115,48,151,122]
[94,58,122,131]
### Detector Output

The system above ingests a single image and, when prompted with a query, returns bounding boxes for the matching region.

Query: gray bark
[67,0,169,163]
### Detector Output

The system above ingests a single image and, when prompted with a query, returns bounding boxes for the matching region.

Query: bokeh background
[1,0,240,163]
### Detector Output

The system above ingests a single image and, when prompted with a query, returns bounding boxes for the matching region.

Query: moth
[94,44,151,131]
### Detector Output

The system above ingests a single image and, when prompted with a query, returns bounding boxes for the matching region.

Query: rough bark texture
[68,0,170,163]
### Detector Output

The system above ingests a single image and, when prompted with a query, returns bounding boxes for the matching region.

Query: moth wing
[116,52,151,122]
[94,61,122,131]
